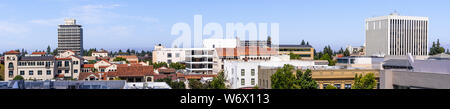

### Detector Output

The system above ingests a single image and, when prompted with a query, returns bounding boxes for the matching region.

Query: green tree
[325,85,337,89]
[46,45,51,55]
[352,73,377,89]
[113,57,127,62]
[271,64,297,89]
[210,71,227,89]
[0,64,4,81]
[430,39,446,55]
[296,69,318,89]
[13,75,24,80]
[153,62,168,69]
[52,49,58,56]
[338,47,344,54]
[320,53,336,66]
[169,62,186,70]
[188,79,207,89]
[301,40,306,45]
[344,48,351,56]
[289,52,301,60]
[88,60,97,64]
[271,65,318,89]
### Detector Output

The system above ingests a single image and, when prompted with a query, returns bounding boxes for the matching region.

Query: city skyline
[1,0,450,52]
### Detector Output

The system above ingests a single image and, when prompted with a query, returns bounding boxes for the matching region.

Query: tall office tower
[57,19,83,56]
[365,12,428,56]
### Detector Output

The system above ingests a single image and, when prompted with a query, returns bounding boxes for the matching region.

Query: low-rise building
[276,44,315,60]
[3,50,82,81]
[224,60,326,89]
[152,44,215,74]
[336,56,384,69]
[258,66,380,89]
[92,50,108,58]
[380,54,450,89]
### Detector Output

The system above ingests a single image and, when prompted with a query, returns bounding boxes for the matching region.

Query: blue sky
[1,0,450,52]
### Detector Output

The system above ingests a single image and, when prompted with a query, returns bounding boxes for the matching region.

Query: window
[168,60,172,64]
[73,61,78,65]
[241,69,245,76]
[29,70,34,75]
[20,71,25,75]
[45,62,51,67]
[175,53,180,58]
[251,78,255,85]
[57,61,62,67]
[8,71,13,77]
[38,70,42,75]
[147,77,153,82]
[65,70,69,73]
[345,84,352,89]
[334,84,341,89]
[100,69,105,72]
[167,53,172,58]
[8,62,13,68]
[74,70,78,73]
[58,70,62,74]
[241,79,245,85]
[251,69,255,76]
[322,84,328,89]
[64,61,69,67]
[47,70,52,75]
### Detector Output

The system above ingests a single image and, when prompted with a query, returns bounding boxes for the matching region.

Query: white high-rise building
[365,12,428,56]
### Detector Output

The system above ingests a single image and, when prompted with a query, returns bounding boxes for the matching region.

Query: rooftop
[20,56,55,61]
[383,59,411,67]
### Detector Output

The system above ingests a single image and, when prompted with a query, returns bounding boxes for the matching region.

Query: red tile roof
[79,72,108,80]
[108,65,155,77]
[82,64,94,68]
[4,50,20,55]
[31,52,46,55]
[158,67,176,73]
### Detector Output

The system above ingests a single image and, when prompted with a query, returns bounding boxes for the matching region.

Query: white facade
[92,52,108,58]
[152,45,215,74]
[365,13,428,56]
[203,38,238,48]
[223,60,324,89]
[152,45,187,64]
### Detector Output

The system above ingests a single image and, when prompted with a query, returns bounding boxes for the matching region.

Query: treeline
[82,48,152,57]
[429,39,449,55]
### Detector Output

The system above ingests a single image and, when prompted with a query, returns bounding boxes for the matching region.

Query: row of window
[18,69,79,76]
[18,61,52,67]
[241,69,256,76]
[241,78,256,86]
[167,53,180,58]
[19,70,52,76]
[322,84,352,89]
